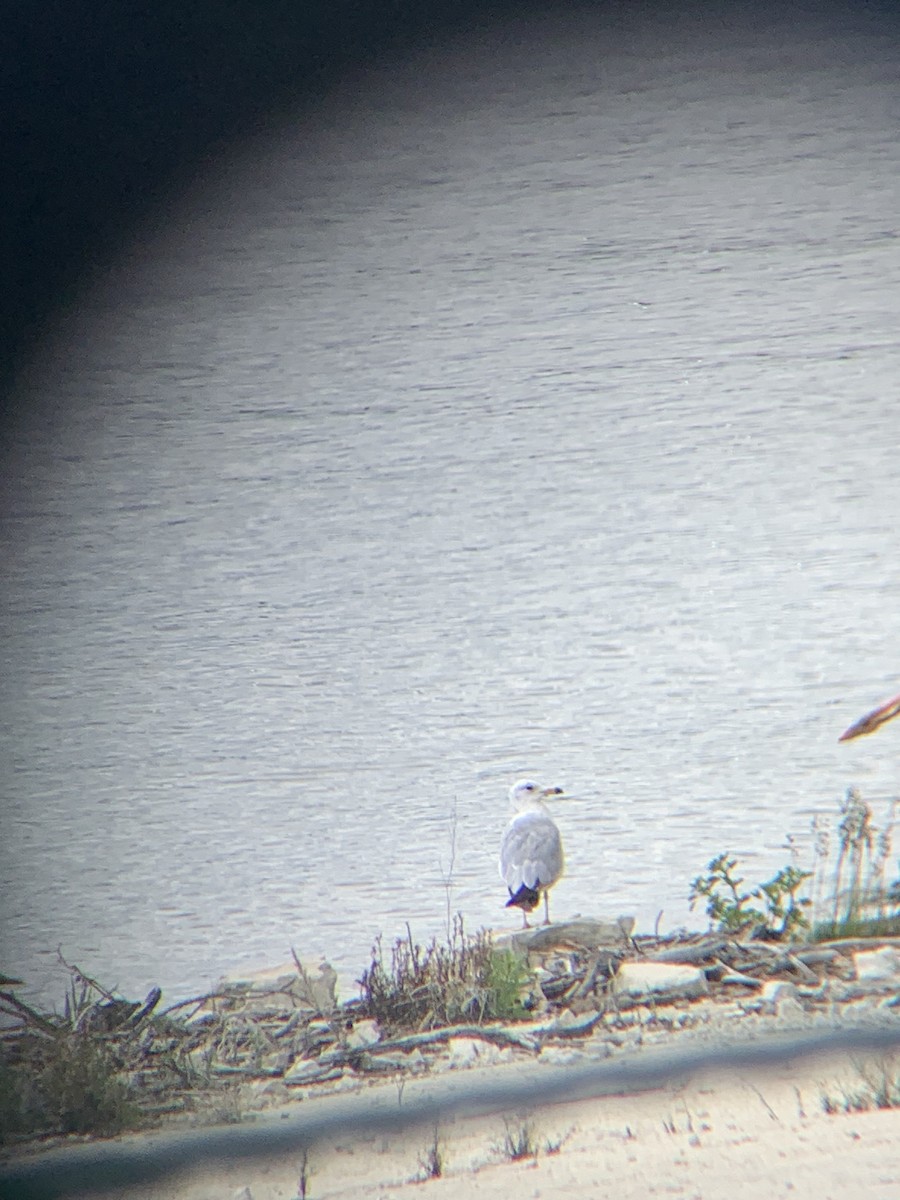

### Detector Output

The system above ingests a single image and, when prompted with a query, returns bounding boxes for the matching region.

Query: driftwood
[3,923,895,1148]
[320,1022,541,1068]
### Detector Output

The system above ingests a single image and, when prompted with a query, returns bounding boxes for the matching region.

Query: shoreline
[5,1018,900,1200]
[3,921,900,1197]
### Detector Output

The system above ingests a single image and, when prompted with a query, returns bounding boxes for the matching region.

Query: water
[3,7,900,1009]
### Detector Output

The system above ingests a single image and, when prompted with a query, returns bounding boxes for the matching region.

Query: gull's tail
[506,883,540,911]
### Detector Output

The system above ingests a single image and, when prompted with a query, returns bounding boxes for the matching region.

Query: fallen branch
[0,990,59,1036]
[321,1022,539,1067]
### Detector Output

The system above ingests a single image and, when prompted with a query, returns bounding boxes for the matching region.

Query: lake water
[3,7,900,1010]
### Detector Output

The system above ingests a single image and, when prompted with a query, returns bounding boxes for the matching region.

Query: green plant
[689,854,766,933]
[484,948,531,1022]
[755,865,813,938]
[812,790,900,940]
[689,853,812,939]
[358,916,532,1034]
[39,1034,139,1136]
[0,1059,34,1140]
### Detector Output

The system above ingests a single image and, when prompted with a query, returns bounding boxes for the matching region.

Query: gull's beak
[541,786,565,798]
[839,692,900,742]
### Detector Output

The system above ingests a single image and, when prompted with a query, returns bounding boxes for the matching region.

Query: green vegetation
[691,788,900,942]
[0,1027,140,1143]
[37,1035,138,1136]
[358,915,532,1034]
[689,853,812,938]
[812,788,900,940]
[3,786,898,1152]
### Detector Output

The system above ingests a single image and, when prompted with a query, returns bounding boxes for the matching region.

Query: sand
[9,1031,898,1200]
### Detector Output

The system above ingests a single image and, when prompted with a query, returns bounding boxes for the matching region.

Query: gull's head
[509,778,564,811]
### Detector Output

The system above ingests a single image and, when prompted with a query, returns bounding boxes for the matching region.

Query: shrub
[358,915,531,1033]
[689,853,811,938]
[1,1032,140,1143]
[39,1035,139,1136]
[812,788,900,940]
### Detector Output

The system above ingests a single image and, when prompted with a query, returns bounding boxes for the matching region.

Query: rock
[246,1079,290,1106]
[853,947,900,986]
[774,996,807,1022]
[233,1188,253,1200]
[500,917,636,954]
[259,1050,293,1075]
[446,1037,502,1068]
[612,962,708,1005]
[539,1045,585,1067]
[756,980,800,1014]
[345,1019,379,1050]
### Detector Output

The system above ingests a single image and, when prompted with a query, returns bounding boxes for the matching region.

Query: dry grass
[358,914,530,1034]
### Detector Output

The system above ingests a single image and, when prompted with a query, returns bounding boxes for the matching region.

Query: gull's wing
[499,810,563,892]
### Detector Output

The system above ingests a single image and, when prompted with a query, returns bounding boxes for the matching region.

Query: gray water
[3,8,900,1009]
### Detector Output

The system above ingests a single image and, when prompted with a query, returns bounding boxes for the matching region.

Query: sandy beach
[6,1021,900,1200]
[4,929,900,1200]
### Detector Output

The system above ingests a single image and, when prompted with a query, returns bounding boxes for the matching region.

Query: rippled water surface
[3,9,900,1007]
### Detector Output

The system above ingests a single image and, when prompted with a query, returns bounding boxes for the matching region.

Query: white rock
[753,974,801,1012]
[774,996,807,1022]
[499,916,636,954]
[446,1037,501,1068]
[853,947,900,985]
[539,1045,585,1067]
[345,1019,379,1049]
[613,962,708,1003]
[756,980,799,1012]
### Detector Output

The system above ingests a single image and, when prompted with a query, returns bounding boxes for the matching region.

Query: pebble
[853,946,900,985]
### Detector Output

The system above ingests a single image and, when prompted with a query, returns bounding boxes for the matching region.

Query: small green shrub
[812,788,900,939]
[754,865,813,938]
[0,1059,33,1140]
[38,1035,139,1136]
[689,853,811,938]
[1,1033,140,1143]
[484,948,531,1022]
[358,915,532,1033]
[689,853,766,933]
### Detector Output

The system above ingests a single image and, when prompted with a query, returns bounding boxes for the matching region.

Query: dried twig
[0,990,59,1035]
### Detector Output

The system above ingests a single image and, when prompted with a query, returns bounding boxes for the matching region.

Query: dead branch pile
[3,926,898,1149]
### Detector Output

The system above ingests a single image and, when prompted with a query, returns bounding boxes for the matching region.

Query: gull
[839,691,900,741]
[499,779,565,927]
